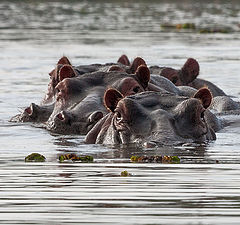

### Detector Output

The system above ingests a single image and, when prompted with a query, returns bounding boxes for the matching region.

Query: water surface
[1,1,240,224]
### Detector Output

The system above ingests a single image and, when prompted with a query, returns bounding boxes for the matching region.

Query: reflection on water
[1,0,240,224]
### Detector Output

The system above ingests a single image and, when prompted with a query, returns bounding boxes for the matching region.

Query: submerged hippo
[46,64,152,134]
[43,55,145,105]
[10,55,144,124]
[150,58,227,97]
[85,88,218,146]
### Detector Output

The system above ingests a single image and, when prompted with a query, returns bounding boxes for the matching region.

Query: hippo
[47,86,106,134]
[42,55,145,105]
[46,64,152,134]
[10,55,144,124]
[150,58,227,97]
[85,88,218,146]
[210,96,240,113]
[10,103,54,123]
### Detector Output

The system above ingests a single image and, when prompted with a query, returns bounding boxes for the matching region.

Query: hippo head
[85,87,215,146]
[47,83,107,135]
[10,103,54,123]
[160,58,199,86]
[42,57,75,105]
[47,109,104,135]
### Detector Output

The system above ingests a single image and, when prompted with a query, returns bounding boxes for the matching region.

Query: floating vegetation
[120,170,131,177]
[199,28,231,33]
[25,153,46,162]
[130,155,180,163]
[59,153,94,163]
[161,23,196,30]
[176,23,196,29]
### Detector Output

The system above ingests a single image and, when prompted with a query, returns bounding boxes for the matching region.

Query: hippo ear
[130,57,147,73]
[180,58,199,84]
[57,56,72,65]
[193,88,212,109]
[58,65,76,81]
[135,65,150,89]
[117,55,130,66]
[107,65,125,72]
[104,88,123,112]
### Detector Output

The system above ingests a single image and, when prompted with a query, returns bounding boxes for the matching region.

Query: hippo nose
[56,111,69,123]
[24,103,39,117]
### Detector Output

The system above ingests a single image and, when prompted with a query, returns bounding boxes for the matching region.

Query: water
[1,0,240,224]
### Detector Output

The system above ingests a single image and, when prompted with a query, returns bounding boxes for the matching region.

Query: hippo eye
[171,76,178,84]
[133,86,140,93]
[115,112,122,122]
[200,111,205,121]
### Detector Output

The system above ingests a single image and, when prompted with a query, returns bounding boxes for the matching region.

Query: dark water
[1,1,240,224]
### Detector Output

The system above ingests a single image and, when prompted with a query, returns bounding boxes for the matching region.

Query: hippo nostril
[24,106,32,115]
[57,112,65,121]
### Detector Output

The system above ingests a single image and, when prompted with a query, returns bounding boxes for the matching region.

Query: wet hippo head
[47,109,104,134]
[47,85,106,134]
[173,88,213,141]
[160,58,199,86]
[46,64,150,135]
[111,65,150,96]
[85,87,215,146]
[10,103,54,123]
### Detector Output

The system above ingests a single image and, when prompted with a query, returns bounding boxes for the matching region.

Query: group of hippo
[11,55,240,147]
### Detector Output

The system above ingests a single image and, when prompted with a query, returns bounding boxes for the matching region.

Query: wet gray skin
[46,65,151,134]
[10,103,54,123]
[85,88,218,146]
[149,74,198,97]
[210,96,240,113]
[47,87,106,134]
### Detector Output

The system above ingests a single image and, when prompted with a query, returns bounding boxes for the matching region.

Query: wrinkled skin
[150,58,227,97]
[85,88,218,146]
[46,65,152,134]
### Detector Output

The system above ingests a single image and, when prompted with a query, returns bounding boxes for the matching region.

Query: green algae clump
[59,153,94,163]
[120,170,131,177]
[25,153,46,162]
[130,155,180,163]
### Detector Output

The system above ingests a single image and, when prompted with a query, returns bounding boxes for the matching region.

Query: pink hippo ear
[107,65,125,72]
[193,88,212,109]
[117,55,130,66]
[180,58,199,84]
[135,65,150,89]
[58,65,77,81]
[57,56,72,65]
[130,57,147,73]
[104,88,124,112]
